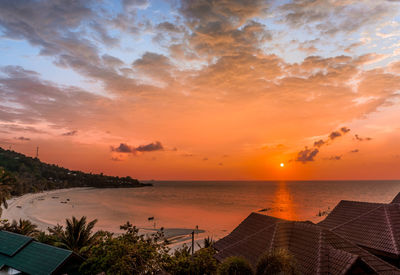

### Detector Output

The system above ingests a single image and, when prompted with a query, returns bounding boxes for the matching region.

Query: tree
[256,249,298,275]
[217,256,254,275]
[8,219,39,236]
[164,245,217,275]
[79,222,170,274]
[0,167,15,216]
[49,216,99,255]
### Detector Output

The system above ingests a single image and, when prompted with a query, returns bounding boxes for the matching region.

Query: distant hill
[0,147,150,197]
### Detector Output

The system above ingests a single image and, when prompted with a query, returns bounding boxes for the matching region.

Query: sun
[280,163,284,167]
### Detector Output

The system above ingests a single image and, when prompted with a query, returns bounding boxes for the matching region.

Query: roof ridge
[330,204,384,231]
[317,229,323,274]
[384,205,399,255]
[339,200,383,205]
[268,223,278,253]
[217,220,285,254]
[327,229,400,273]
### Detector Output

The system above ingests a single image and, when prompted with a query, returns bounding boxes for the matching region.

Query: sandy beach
[1,187,206,249]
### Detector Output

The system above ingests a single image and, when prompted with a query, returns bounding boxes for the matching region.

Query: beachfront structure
[0,230,82,275]
[214,212,400,274]
[318,193,400,266]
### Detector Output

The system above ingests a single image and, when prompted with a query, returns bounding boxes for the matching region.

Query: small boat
[148,216,154,221]
[16,206,22,209]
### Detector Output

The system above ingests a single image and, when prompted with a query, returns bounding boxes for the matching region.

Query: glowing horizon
[1,0,400,180]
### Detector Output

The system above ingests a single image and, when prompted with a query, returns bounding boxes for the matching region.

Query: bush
[79,222,170,275]
[165,245,217,275]
[256,249,297,275]
[217,256,254,275]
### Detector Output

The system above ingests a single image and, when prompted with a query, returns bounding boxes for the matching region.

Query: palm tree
[0,167,15,216]
[10,219,39,236]
[50,216,99,254]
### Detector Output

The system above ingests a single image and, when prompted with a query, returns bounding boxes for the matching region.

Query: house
[0,230,82,275]
[214,212,400,274]
[318,193,400,266]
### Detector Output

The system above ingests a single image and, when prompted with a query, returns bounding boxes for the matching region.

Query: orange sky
[0,0,400,180]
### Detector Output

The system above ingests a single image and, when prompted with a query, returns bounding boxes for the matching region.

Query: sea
[14,180,400,242]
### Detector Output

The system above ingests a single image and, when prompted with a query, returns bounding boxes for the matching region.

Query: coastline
[1,187,94,230]
[1,187,207,248]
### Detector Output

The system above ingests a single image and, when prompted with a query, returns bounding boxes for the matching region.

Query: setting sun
[280,163,285,168]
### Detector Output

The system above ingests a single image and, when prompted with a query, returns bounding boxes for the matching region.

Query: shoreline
[1,187,208,248]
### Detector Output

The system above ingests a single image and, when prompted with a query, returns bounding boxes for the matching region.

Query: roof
[319,194,400,258]
[215,212,400,275]
[0,230,76,275]
[392,193,400,204]
[0,230,32,256]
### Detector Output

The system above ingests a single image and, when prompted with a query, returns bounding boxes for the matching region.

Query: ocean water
[14,180,400,240]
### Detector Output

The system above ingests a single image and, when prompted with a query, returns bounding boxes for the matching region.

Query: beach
[2,180,400,249]
[1,187,206,248]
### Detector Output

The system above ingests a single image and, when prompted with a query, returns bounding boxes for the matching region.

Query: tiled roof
[215,212,400,275]
[391,193,400,204]
[0,231,32,256]
[0,230,75,275]
[319,195,400,258]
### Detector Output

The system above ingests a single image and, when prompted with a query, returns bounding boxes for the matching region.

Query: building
[214,212,400,274]
[318,193,400,266]
[0,230,82,275]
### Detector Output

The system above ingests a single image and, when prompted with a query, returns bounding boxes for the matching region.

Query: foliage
[79,221,170,275]
[198,236,215,249]
[0,147,148,201]
[164,245,218,275]
[0,167,15,215]
[49,216,99,255]
[255,249,298,275]
[1,218,39,237]
[217,256,254,275]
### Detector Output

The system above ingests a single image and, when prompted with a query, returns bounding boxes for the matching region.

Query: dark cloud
[340,127,350,133]
[296,147,319,163]
[112,143,133,153]
[0,66,108,128]
[329,131,342,140]
[355,134,372,141]
[111,141,164,154]
[61,130,78,136]
[313,139,325,148]
[14,136,30,141]
[136,141,163,152]
[328,155,342,161]
[280,0,399,36]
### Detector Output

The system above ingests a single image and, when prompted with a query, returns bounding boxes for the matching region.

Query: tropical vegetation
[0,147,150,198]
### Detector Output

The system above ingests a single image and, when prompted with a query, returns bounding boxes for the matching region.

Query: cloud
[296,147,319,163]
[329,131,342,140]
[280,0,399,36]
[328,155,342,161]
[0,66,109,129]
[296,127,351,163]
[14,136,30,141]
[62,130,78,136]
[136,141,163,152]
[112,143,133,153]
[111,141,164,154]
[350,149,359,153]
[313,139,325,148]
[340,127,351,133]
[355,134,372,141]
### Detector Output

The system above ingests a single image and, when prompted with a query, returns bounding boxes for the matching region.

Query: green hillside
[0,147,150,197]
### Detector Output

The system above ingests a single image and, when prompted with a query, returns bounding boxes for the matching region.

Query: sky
[0,0,400,180]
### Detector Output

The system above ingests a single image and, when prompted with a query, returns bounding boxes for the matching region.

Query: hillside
[0,147,150,197]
